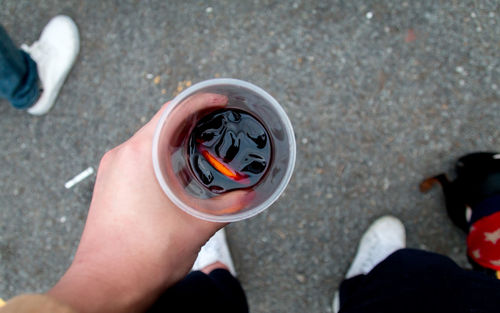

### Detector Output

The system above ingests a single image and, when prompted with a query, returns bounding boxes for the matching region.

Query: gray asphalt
[1,0,499,312]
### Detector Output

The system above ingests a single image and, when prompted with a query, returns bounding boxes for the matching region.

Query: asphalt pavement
[1,1,499,312]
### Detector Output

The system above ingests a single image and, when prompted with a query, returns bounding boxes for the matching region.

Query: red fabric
[467,211,500,271]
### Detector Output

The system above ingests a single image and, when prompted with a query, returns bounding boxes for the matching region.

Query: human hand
[48,94,250,313]
[157,92,255,215]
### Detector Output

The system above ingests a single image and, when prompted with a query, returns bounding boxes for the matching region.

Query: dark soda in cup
[188,109,272,194]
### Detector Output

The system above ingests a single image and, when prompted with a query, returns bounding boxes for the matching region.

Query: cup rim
[152,78,296,222]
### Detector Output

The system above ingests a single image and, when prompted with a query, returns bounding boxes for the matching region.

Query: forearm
[47,263,162,313]
[46,226,207,313]
[0,294,76,313]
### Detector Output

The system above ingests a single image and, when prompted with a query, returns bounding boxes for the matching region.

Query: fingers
[134,93,248,222]
[136,93,228,141]
[193,189,256,216]
[162,93,228,148]
[135,93,228,148]
[173,93,228,122]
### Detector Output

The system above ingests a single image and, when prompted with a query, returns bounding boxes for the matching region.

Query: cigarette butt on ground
[0,298,5,307]
[65,167,94,189]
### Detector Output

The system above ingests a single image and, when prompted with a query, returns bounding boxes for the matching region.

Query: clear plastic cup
[152,78,296,222]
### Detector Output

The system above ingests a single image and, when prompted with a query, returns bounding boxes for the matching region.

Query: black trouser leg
[148,269,248,313]
[339,249,500,313]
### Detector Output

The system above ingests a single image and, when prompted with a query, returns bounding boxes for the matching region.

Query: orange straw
[201,149,248,181]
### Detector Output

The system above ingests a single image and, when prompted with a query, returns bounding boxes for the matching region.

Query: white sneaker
[192,228,237,276]
[21,15,79,115]
[332,216,406,313]
[332,292,340,313]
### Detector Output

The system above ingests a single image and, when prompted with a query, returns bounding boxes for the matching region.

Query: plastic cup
[152,78,296,222]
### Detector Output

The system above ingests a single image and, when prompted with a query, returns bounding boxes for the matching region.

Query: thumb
[185,189,256,216]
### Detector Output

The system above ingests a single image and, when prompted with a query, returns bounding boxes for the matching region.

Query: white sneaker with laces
[21,15,79,115]
[192,228,237,276]
[332,216,406,313]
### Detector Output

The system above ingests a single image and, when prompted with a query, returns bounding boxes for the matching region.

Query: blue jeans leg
[0,24,40,109]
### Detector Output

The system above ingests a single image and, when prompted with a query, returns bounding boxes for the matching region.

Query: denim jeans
[0,24,40,109]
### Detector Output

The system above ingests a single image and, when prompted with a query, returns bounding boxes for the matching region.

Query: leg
[148,228,248,313]
[0,24,40,109]
[147,269,248,313]
[1,16,79,115]
[332,216,406,312]
[339,249,500,313]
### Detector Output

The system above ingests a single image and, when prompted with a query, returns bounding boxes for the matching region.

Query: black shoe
[420,152,500,233]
